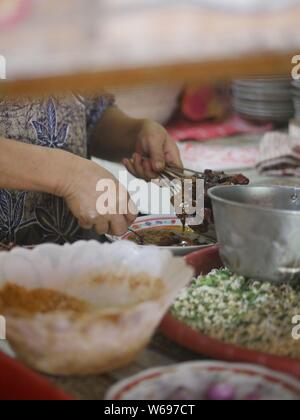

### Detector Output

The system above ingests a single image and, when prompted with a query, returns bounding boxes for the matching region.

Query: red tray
[0,351,73,400]
[160,246,300,380]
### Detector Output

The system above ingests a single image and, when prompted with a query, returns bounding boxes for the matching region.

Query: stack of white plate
[232,77,294,123]
[292,80,300,118]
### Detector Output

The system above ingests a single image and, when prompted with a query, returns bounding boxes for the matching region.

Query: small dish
[106,216,216,256]
[106,361,300,400]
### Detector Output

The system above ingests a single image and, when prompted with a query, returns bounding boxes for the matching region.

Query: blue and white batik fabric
[0,93,115,245]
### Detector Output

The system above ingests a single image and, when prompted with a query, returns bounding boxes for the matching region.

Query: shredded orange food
[0,283,88,314]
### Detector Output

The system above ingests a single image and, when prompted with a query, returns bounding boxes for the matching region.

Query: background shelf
[0,0,300,94]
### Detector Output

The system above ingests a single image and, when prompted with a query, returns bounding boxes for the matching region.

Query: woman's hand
[58,156,137,236]
[123,119,183,182]
[0,138,137,237]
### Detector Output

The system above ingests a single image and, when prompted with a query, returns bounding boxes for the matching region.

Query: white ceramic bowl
[0,241,193,375]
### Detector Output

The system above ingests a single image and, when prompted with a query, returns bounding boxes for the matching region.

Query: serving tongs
[158,165,206,234]
[162,165,204,182]
[159,164,204,197]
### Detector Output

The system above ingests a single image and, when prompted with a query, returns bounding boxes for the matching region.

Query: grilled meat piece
[176,170,249,234]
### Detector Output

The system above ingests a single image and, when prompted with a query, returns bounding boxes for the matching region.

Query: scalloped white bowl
[0,241,193,376]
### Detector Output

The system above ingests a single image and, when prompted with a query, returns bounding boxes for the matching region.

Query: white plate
[106,361,300,400]
[233,77,292,88]
[106,215,216,256]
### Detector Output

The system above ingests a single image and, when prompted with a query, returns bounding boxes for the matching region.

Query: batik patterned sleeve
[85,93,115,138]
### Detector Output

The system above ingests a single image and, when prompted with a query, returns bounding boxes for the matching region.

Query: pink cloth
[257,132,300,176]
[178,142,259,172]
[167,115,273,142]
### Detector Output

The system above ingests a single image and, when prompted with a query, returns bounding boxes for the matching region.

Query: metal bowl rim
[208,185,300,216]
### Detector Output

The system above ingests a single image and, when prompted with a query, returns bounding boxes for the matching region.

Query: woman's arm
[90,106,183,179]
[0,137,137,236]
[89,106,140,161]
[0,137,74,195]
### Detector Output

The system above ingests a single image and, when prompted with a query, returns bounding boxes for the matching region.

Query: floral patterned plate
[106,215,216,256]
[106,361,300,400]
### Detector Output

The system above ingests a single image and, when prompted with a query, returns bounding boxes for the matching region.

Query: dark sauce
[128,226,215,247]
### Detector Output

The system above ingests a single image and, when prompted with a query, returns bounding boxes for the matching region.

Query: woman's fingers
[78,220,94,230]
[125,138,183,182]
[133,153,146,179]
[164,136,183,168]
[94,220,110,235]
[78,214,96,230]
[124,157,159,182]
[144,136,166,172]
[124,156,147,180]
[123,158,137,177]
[81,208,136,236]
[64,159,138,237]
[142,159,158,181]
[108,216,129,236]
